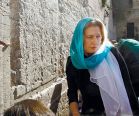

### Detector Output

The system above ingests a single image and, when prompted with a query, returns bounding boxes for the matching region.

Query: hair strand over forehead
[84,19,107,43]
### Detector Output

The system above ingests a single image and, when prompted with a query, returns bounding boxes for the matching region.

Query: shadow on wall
[50,83,62,114]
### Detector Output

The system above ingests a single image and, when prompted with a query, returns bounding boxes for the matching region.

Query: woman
[66,17,139,116]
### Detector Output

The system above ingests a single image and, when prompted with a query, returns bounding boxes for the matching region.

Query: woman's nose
[92,37,97,42]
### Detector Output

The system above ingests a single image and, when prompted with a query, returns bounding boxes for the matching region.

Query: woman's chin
[90,49,97,54]
[86,52,96,56]
[85,50,98,56]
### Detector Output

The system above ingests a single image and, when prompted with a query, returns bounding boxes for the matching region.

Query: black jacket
[66,47,139,115]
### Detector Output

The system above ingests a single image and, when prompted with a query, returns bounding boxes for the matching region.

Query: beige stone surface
[0,0,114,115]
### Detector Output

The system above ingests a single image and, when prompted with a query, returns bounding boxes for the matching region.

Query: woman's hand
[72,111,80,116]
[69,102,80,116]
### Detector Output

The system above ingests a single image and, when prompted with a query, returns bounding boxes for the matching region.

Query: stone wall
[112,0,139,40]
[0,0,114,115]
[0,0,11,115]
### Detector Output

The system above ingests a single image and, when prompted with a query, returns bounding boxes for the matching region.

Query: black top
[66,47,139,115]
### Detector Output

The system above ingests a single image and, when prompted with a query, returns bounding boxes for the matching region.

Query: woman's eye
[87,36,92,39]
[96,35,100,38]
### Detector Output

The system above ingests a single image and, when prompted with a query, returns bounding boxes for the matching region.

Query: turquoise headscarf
[70,17,113,69]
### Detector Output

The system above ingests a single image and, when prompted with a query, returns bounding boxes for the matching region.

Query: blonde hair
[84,19,108,44]
[4,99,48,116]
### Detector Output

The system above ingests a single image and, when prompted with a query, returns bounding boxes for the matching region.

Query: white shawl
[89,51,133,116]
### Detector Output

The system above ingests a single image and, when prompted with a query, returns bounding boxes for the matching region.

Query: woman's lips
[91,47,97,49]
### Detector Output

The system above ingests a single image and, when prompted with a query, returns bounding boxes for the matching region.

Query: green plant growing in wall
[101,0,107,7]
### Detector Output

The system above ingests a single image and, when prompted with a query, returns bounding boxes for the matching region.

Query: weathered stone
[14,85,26,97]
[0,0,115,115]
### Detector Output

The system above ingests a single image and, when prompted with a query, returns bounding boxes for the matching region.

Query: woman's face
[84,25,102,56]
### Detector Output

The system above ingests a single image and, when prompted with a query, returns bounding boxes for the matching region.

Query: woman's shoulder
[66,56,79,69]
[66,56,80,79]
[66,56,78,73]
[66,56,72,70]
[66,56,71,66]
